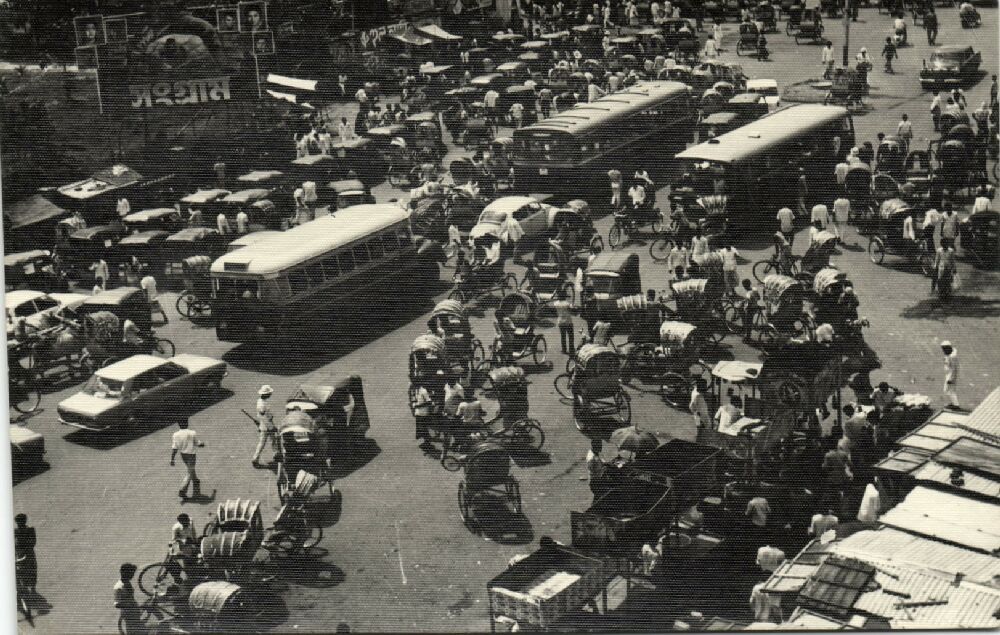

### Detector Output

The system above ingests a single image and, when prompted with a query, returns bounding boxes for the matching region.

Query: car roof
[5,290,48,308]
[745,78,778,88]
[82,286,143,306]
[124,208,177,222]
[482,196,541,217]
[96,354,170,381]
[935,45,971,54]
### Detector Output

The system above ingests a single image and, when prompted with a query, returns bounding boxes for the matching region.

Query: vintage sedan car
[10,426,46,474]
[469,196,558,245]
[920,46,982,88]
[57,354,227,432]
[5,290,88,338]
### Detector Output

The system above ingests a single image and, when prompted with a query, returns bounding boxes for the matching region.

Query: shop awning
[416,24,462,41]
[391,31,433,46]
[4,194,68,229]
[266,74,318,92]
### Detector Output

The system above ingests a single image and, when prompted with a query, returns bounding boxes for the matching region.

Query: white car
[469,196,557,244]
[5,290,88,337]
[745,79,781,111]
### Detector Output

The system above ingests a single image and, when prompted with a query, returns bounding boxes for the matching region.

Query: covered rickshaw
[867,198,933,276]
[285,378,371,451]
[617,294,665,346]
[175,255,213,320]
[582,252,642,331]
[669,276,730,345]
[428,299,485,380]
[115,231,170,280]
[130,580,265,634]
[446,366,546,457]
[408,334,451,413]
[75,287,174,367]
[959,210,999,268]
[735,22,760,56]
[54,225,125,276]
[488,292,548,368]
[844,163,875,226]
[751,274,808,345]
[876,135,907,181]
[275,412,337,504]
[163,228,229,278]
[755,2,779,30]
[823,68,866,109]
[799,230,839,279]
[448,236,517,305]
[457,441,522,530]
[810,267,851,327]
[568,344,631,427]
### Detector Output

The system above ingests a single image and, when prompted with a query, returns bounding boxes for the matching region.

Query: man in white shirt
[216,212,231,235]
[457,396,486,426]
[587,79,605,103]
[833,197,850,237]
[746,496,771,527]
[930,91,944,131]
[140,272,157,303]
[235,209,249,234]
[483,89,500,129]
[810,204,831,229]
[252,385,276,468]
[714,395,742,431]
[628,182,646,209]
[721,244,739,294]
[941,341,960,407]
[170,420,203,499]
[896,113,913,147]
[834,160,850,187]
[820,41,834,78]
[689,380,710,428]
[922,206,940,251]
[776,207,795,242]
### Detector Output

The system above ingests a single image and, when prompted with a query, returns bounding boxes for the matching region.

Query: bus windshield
[214,277,260,300]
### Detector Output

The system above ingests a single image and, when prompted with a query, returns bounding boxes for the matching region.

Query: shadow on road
[279,559,346,589]
[469,493,534,545]
[901,294,1000,320]
[12,462,51,486]
[328,439,381,480]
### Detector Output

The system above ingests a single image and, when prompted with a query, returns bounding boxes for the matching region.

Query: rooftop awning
[391,31,433,46]
[266,74,318,92]
[416,24,462,41]
[4,194,68,229]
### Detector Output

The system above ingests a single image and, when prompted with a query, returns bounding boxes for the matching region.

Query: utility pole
[842,0,851,66]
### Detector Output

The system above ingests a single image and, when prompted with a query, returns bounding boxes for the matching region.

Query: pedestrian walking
[553,288,575,354]
[213,158,226,189]
[721,243,739,295]
[796,168,808,217]
[896,113,913,147]
[924,8,937,45]
[882,37,897,73]
[930,91,943,131]
[236,209,249,235]
[251,385,277,468]
[608,168,623,208]
[703,35,718,58]
[810,203,831,230]
[14,514,37,596]
[170,419,203,500]
[216,211,231,235]
[740,279,761,342]
[833,196,849,239]
[689,378,710,428]
[940,341,960,408]
[821,41,834,79]
[932,243,957,299]
[114,564,141,635]
[940,203,959,247]
[90,258,109,290]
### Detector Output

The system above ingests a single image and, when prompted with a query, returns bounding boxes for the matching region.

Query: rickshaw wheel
[532,336,548,366]
[758,324,778,347]
[12,383,40,414]
[448,288,466,304]
[649,236,672,262]
[722,300,743,334]
[608,223,623,249]
[868,237,886,264]
[302,524,324,550]
[590,234,605,254]
[137,562,174,598]
[776,379,805,408]
[660,372,689,409]
[554,373,574,401]
[651,214,664,234]
[615,390,632,425]
[457,482,470,524]
[736,41,745,55]
[442,451,464,472]
[153,338,175,357]
[515,420,545,451]
[175,293,195,319]
[752,259,776,283]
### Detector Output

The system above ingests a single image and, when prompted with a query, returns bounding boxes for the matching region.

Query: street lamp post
[842,0,851,66]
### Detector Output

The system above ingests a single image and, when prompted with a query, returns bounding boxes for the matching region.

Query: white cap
[940,340,952,348]
[259,385,274,396]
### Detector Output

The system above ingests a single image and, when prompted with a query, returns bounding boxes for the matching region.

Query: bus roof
[675,104,849,164]
[516,81,689,138]
[210,204,409,277]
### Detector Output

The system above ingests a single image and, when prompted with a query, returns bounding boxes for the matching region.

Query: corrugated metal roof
[936,438,1000,478]
[831,529,1000,588]
[781,607,854,630]
[798,557,875,617]
[962,387,1000,443]
[897,419,970,453]
[911,461,1000,500]
[879,487,1000,553]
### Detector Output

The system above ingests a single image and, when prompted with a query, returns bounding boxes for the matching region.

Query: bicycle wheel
[615,390,631,425]
[532,335,547,366]
[554,373,574,401]
[660,372,690,409]
[138,562,175,598]
[12,382,40,414]
[752,259,775,283]
[153,338,175,357]
[649,236,672,262]
[441,450,464,472]
[514,420,545,451]
[175,293,195,319]
[722,300,743,334]
[608,223,623,248]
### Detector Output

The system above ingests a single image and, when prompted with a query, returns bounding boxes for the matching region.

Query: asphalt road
[9,6,999,632]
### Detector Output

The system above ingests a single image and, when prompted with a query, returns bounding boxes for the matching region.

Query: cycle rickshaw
[457,441,522,530]
[175,255,213,320]
[559,343,631,427]
[617,293,666,347]
[823,68,866,110]
[791,8,824,42]
[799,230,839,282]
[902,149,935,201]
[752,274,808,345]
[624,320,711,408]
[845,163,874,227]
[959,209,999,268]
[867,198,933,276]
[810,267,851,327]
[127,580,267,635]
[275,413,337,505]
[449,248,517,306]
[735,22,760,56]
[608,201,664,248]
[75,290,175,369]
[486,292,548,369]
[876,135,908,181]
[935,138,976,195]
[408,334,451,415]
[669,273,733,345]
[428,299,485,381]
[474,366,545,452]
[755,2,779,31]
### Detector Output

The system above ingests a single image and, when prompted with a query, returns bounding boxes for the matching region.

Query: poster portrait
[74,15,106,47]
[239,1,268,32]
[251,30,275,56]
[103,17,128,44]
[217,7,240,33]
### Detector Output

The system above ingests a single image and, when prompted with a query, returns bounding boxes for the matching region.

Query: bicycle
[752,253,800,282]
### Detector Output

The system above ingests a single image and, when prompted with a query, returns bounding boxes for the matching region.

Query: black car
[920,45,981,88]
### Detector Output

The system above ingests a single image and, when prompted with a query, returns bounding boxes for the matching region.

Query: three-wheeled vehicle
[115,230,170,281]
[457,441,522,530]
[428,299,485,381]
[275,412,337,504]
[328,179,374,212]
[123,208,186,234]
[175,256,213,320]
[4,250,66,292]
[449,236,517,305]
[750,274,809,346]
[959,209,999,268]
[566,343,632,428]
[582,252,642,331]
[130,580,266,634]
[487,292,548,369]
[286,377,370,452]
[163,228,230,279]
[408,334,450,415]
[789,8,824,42]
[799,230,840,281]
[54,224,126,277]
[867,198,933,276]
[823,67,866,110]
[736,22,761,56]
[810,267,851,328]
[755,2,779,30]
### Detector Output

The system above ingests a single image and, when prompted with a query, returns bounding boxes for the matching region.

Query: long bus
[673,104,855,227]
[210,204,440,342]
[512,80,696,192]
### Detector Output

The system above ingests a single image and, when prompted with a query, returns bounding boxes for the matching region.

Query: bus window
[306,262,324,285]
[367,238,384,258]
[261,278,288,301]
[397,228,412,246]
[322,257,340,279]
[338,251,355,273]
[288,269,309,294]
[382,232,400,252]
[352,244,370,266]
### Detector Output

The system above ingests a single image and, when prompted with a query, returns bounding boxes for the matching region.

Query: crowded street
[4,0,1000,632]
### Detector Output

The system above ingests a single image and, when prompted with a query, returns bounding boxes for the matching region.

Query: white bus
[210,204,440,342]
